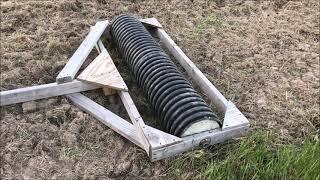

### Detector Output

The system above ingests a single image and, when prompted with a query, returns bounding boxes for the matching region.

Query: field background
[1,0,319,179]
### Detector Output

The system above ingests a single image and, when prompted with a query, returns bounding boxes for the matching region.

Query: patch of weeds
[168,150,210,179]
[1,42,16,50]
[309,111,320,129]
[167,131,320,179]
[16,126,32,141]
[196,14,225,33]
[46,37,69,56]
[83,142,100,152]
[60,147,85,160]
[60,143,100,160]
[182,14,226,39]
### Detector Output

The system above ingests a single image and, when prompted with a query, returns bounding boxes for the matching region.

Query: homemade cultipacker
[0,17,249,161]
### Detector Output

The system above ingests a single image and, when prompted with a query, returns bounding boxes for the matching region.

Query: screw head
[199,138,211,148]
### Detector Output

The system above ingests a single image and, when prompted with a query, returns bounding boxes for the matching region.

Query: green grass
[196,14,225,33]
[60,147,84,160]
[167,131,320,180]
[16,126,32,141]
[183,14,225,39]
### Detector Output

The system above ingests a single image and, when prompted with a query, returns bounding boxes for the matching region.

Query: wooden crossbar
[151,125,249,161]
[0,80,100,106]
[65,93,144,149]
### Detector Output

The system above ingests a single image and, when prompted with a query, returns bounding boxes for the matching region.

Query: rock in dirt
[61,131,78,146]
[37,98,58,109]
[113,161,132,177]
[3,153,11,163]
[60,103,71,111]
[142,167,152,176]
[22,101,37,113]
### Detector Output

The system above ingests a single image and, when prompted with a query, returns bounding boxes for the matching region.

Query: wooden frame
[56,20,109,84]
[0,18,249,161]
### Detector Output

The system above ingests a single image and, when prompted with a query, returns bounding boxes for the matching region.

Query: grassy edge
[167,131,320,180]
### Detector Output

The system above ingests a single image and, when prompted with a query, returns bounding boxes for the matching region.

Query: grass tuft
[196,14,225,33]
[16,126,32,141]
[168,132,320,180]
[182,14,226,39]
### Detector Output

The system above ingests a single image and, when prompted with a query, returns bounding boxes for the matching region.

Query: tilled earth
[1,0,319,179]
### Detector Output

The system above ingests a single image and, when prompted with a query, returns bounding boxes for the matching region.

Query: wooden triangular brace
[140,18,163,28]
[145,126,183,149]
[222,101,250,130]
[77,50,128,91]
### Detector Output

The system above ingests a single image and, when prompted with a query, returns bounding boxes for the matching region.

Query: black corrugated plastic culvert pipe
[110,15,221,137]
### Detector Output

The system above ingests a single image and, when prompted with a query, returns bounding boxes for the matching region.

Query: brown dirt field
[1,0,319,179]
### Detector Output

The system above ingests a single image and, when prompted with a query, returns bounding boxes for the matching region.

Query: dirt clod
[37,98,59,109]
[22,101,37,113]
[61,131,78,147]
[46,109,66,127]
